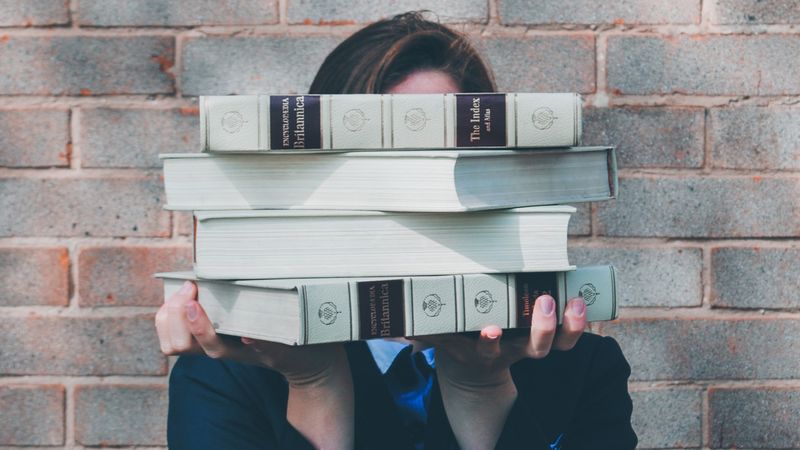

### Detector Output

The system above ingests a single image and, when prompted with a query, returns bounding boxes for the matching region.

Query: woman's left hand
[416,294,587,450]
[425,294,588,389]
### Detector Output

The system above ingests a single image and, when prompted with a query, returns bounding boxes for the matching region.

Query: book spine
[302,266,616,344]
[199,93,581,152]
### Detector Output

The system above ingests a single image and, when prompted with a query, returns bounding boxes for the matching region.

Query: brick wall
[0,1,797,448]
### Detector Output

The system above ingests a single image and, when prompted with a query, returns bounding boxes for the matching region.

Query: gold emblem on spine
[318,302,341,325]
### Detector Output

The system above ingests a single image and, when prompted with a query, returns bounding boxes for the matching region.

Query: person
[155,11,637,450]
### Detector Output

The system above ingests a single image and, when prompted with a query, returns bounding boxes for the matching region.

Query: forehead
[385,70,460,94]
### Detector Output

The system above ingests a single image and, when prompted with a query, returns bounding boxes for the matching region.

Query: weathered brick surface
[476,35,595,93]
[0,385,64,446]
[0,36,174,95]
[567,203,590,236]
[607,35,800,96]
[0,0,70,26]
[631,388,702,449]
[498,0,700,25]
[181,35,343,95]
[712,247,800,309]
[288,0,487,24]
[709,388,800,448]
[596,177,800,238]
[583,107,704,168]
[569,246,703,307]
[710,106,800,170]
[78,245,192,306]
[74,385,167,446]
[80,107,198,168]
[0,247,69,306]
[603,319,800,381]
[77,0,278,26]
[0,109,70,167]
[0,316,166,375]
[175,210,194,236]
[711,0,800,24]
[0,176,170,237]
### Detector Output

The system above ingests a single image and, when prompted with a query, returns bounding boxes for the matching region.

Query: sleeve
[426,335,637,450]
[167,354,316,450]
[557,336,638,450]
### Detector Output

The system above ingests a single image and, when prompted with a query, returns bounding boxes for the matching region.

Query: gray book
[162,146,617,212]
[200,93,582,152]
[157,266,617,345]
[192,205,574,279]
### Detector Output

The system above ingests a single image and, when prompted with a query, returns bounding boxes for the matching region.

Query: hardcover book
[161,147,617,212]
[200,93,582,151]
[192,206,575,279]
[157,265,617,345]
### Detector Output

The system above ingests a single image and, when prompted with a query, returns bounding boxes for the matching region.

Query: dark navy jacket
[168,332,637,449]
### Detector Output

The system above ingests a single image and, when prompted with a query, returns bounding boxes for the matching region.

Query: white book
[162,147,617,212]
[157,265,617,345]
[200,93,582,151]
[192,206,574,279]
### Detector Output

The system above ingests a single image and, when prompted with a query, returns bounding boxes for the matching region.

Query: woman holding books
[156,12,637,450]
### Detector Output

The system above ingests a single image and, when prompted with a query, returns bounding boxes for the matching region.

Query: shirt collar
[366,339,436,375]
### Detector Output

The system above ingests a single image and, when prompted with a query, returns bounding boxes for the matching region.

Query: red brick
[0,246,69,306]
[0,0,69,26]
[0,316,166,375]
[0,175,171,237]
[77,0,278,26]
[0,36,174,95]
[78,245,192,307]
[710,388,800,448]
[602,318,800,381]
[476,35,596,94]
[0,385,64,446]
[75,384,167,446]
[0,109,70,167]
[608,35,800,96]
[80,107,198,168]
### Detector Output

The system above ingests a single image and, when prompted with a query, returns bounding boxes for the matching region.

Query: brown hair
[308,11,496,95]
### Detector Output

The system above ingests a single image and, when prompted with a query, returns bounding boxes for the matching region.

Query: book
[162,147,617,212]
[200,93,582,151]
[157,265,617,345]
[192,206,574,279]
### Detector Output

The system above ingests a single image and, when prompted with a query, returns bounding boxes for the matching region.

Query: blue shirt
[367,339,435,448]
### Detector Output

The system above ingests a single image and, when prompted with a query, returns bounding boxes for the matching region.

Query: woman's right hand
[155,280,346,386]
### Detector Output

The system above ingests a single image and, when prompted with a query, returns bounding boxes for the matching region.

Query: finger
[167,281,199,352]
[528,295,557,359]
[476,325,502,359]
[185,298,232,359]
[155,304,174,354]
[553,297,587,351]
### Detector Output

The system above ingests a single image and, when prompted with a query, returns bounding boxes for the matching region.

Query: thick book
[157,266,617,345]
[162,147,617,212]
[200,93,582,151]
[192,206,574,279]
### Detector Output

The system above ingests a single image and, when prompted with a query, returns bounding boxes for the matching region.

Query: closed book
[192,206,574,279]
[157,266,617,345]
[162,147,617,212]
[200,93,581,151]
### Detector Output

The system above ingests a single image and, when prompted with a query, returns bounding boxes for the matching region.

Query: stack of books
[158,93,619,345]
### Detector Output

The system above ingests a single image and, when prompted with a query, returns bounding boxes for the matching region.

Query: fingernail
[571,299,586,316]
[485,329,500,340]
[241,337,253,345]
[185,302,198,322]
[539,296,555,315]
[179,281,193,295]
